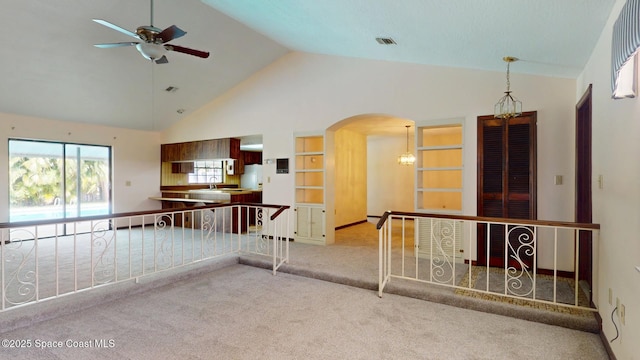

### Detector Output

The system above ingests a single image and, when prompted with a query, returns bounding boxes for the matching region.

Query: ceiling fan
[92,0,210,64]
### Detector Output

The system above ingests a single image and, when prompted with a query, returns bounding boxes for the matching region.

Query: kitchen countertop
[161,189,262,195]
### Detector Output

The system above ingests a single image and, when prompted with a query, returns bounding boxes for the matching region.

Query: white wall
[163,52,577,228]
[0,113,161,222]
[367,134,414,215]
[334,128,367,226]
[577,0,640,357]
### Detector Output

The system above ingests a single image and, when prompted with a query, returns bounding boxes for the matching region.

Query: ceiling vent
[375,37,397,45]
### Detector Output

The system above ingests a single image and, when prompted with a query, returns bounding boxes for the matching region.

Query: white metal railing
[377,211,600,311]
[0,203,290,312]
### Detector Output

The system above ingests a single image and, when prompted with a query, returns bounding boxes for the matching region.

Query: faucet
[209,177,217,190]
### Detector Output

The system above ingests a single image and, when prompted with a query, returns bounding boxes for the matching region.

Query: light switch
[554,175,563,185]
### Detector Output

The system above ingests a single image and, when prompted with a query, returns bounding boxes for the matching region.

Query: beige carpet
[0,219,608,359]
[241,219,601,333]
[0,262,608,360]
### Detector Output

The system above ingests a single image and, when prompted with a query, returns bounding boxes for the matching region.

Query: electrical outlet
[609,288,613,305]
[616,297,620,315]
[620,304,626,325]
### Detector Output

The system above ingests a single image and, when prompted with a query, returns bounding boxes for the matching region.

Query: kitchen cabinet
[161,138,241,162]
[171,162,195,173]
[233,157,244,175]
[230,191,263,234]
[201,138,231,159]
[242,151,263,165]
[161,143,181,162]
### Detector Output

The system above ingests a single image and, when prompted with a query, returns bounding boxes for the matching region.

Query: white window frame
[188,160,224,184]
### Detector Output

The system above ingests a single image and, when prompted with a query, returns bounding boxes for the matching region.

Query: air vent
[375,37,397,45]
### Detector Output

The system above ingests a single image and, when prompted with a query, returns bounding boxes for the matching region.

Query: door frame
[575,84,593,295]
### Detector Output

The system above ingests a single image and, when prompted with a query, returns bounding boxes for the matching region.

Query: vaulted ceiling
[0,0,615,131]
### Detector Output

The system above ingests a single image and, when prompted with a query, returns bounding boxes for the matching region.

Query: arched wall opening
[325,113,416,233]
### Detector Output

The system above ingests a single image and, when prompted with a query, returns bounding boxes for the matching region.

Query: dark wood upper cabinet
[230,138,240,160]
[171,162,195,174]
[242,151,263,165]
[161,138,241,162]
[160,143,180,162]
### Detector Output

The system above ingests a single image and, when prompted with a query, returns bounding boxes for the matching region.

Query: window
[415,121,463,213]
[611,0,640,99]
[613,54,637,99]
[188,160,224,184]
[9,139,111,232]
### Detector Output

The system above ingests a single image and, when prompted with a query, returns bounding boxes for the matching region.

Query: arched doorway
[324,114,415,243]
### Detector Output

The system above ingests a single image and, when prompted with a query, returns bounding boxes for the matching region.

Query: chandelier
[494,56,522,119]
[398,125,415,165]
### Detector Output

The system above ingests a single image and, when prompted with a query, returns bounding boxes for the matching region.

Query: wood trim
[377,210,600,230]
[335,219,368,230]
[462,260,575,279]
[576,84,594,289]
[0,203,289,228]
[536,268,575,279]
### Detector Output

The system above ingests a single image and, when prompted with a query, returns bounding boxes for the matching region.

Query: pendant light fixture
[398,125,415,165]
[494,56,522,119]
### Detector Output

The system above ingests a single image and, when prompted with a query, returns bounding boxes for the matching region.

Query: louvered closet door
[477,112,537,267]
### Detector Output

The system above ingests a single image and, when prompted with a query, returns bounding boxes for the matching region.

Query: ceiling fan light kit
[136,43,167,62]
[92,0,209,64]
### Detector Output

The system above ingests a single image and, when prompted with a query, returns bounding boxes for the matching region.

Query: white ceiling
[0,0,615,132]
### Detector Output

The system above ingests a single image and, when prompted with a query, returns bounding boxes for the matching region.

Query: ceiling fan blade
[157,25,186,43]
[155,55,169,64]
[94,42,139,48]
[166,45,210,59]
[92,19,139,39]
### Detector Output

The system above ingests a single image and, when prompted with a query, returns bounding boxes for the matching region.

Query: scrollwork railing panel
[3,229,37,307]
[154,214,174,270]
[92,220,116,285]
[506,225,536,297]
[430,220,456,285]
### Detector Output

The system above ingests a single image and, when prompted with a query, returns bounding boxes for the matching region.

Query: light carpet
[0,263,608,360]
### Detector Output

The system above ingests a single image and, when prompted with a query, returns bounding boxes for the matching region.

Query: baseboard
[262,235,294,242]
[537,268,575,279]
[462,260,576,279]
[335,219,368,230]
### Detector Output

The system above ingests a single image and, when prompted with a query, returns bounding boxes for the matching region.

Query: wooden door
[477,112,537,267]
[576,85,593,296]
